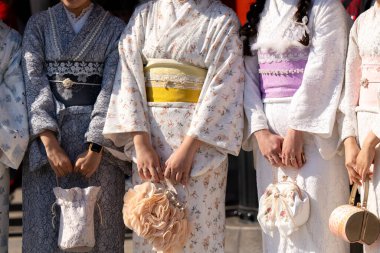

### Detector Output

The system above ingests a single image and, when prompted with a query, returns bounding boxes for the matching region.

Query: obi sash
[358,57,380,110]
[258,49,308,99]
[46,61,103,107]
[144,59,207,103]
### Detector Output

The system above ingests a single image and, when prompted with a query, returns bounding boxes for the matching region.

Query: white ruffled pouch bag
[257,170,310,237]
[53,186,101,252]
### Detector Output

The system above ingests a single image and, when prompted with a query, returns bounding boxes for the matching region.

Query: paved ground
[8,188,263,253]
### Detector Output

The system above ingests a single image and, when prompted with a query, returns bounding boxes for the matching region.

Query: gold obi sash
[144,59,207,103]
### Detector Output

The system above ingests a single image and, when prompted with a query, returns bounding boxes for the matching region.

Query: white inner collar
[64,3,94,33]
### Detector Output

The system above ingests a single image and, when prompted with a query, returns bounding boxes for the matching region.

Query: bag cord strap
[349,180,369,209]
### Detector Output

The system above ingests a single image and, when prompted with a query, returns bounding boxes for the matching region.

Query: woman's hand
[343,137,361,185]
[134,132,163,182]
[281,129,305,169]
[74,149,102,178]
[254,129,284,167]
[356,131,379,181]
[164,136,202,185]
[40,131,73,177]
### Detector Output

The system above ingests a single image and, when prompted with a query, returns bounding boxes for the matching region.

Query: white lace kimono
[0,21,29,253]
[103,0,244,252]
[338,4,380,253]
[244,0,350,252]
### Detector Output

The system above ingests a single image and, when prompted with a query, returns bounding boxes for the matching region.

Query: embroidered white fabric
[338,4,380,141]
[53,186,101,252]
[257,177,310,237]
[244,0,349,160]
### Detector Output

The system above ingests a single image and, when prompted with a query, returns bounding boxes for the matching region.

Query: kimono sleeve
[103,8,150,149]
[22,15,58,139]
[187,15,244,156]
[0,30,29,169]
[337,19,361,142]
[85,19,125,148]
[242,54,269,151]
[287,1,348,138]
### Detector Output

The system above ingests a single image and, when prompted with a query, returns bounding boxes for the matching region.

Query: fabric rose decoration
[123,182,190,253]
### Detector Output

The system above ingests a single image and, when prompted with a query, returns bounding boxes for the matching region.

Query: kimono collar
[171,0,214,9]
[64,3,94,23]
[64,3,94,33]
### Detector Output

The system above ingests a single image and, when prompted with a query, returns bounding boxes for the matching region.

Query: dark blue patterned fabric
[22,3,129,252]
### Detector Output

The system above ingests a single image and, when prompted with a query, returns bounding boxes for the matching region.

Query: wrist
[182,136,202,154]
[87,142,103,153]
[133,132,151,148]
[254,129,270,139]
[344,137,358,147]
[40,131,59,151]
[287,128,302,136]
[363,131,380,149]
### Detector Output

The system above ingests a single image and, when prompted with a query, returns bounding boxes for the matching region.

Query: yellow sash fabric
[144,59,207,103]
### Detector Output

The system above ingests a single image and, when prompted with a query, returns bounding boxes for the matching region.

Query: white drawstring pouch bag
[257,173,310,237]
[53,186,101,252]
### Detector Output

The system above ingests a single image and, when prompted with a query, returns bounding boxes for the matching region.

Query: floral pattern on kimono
[103,0,244,252]
[0,20,28,253]
[22,3,128,253]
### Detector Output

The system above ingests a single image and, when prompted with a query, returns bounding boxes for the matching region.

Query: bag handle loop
[272,168,305,199]
[349,180,370,209]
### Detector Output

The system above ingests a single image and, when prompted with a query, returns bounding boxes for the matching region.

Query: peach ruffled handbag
[123,181,190,253]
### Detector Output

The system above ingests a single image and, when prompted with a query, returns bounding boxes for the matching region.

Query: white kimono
[338,3,380,253]
[0,21,29,252]
[103,0,244,252]
[244,0,350,252]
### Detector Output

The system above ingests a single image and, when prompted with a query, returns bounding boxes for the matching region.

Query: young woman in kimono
[242,0,350,252]
[22,0,127,252]
[0,20,29,253]
[339,2,380,252]
[103,0,244,252]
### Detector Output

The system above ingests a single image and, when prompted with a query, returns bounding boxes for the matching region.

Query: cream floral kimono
[0,21,29,253]
[103,0,244,252]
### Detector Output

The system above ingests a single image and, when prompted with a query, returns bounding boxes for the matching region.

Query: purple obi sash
[258,48,308,99]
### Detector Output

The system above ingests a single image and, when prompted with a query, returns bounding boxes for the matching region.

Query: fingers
[51,164,64,177]
[170,168,177,183]
[175,172,183,184]
[266,153,282,167]
[295,153,304,168]
[164,167,178,184]
[49,158,73,177]
[282,153,290,167]
[181,172,190,185]
[347,166,361,185]
[148,166,159,182]
[164,165,187,185]
[289,155,298,168]
[156,167,165,181]
[281,151,305,169]
[62,157,73,176]
[144,167,152,179]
